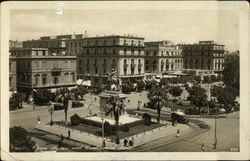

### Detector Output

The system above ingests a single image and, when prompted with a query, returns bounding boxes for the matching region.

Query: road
[132,111,239,152]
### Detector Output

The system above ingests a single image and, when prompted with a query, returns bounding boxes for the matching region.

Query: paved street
[133,111,239,152]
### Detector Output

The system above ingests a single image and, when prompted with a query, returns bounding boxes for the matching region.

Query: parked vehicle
[171,111,189,124]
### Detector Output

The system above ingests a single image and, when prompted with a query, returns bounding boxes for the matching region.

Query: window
[131,40,134,45]
[43,51,46,56]
[138,59,141,64]
[131,49,134,54]
[104,40,106,45]
[42,74,47,85]
[86,49,89,55]
[95,40,98,45]
[124,48,127,54]
[35,75,39,86]
[113,39,116,45]
[124,40,126,45]
[131,59,134,64]
[138,49,141,55]
[154,51,157,56]
[35,62,39,69]
[104,48,107,55]
[113,48,116,55]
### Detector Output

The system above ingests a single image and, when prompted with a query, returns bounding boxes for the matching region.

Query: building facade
[22,34,84,56]
[144,41,183,76]
[9,55,17,91]
[9,48,77,94]
[9,40,23,48]
[77,35,145,87]
[182,41,225,72]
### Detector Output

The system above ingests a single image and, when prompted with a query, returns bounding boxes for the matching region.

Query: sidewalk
[36,120,189,151]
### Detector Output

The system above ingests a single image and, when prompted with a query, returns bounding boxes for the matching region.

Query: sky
[10,8,239,52]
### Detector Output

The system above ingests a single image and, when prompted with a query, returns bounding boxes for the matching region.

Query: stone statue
[107,68,121,91]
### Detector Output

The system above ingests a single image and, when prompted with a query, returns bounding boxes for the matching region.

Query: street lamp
[101,111,105,151]
[48,103,54,126]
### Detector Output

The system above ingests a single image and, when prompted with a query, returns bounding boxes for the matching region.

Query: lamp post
[101,111,105,151]
[48,103,54,126]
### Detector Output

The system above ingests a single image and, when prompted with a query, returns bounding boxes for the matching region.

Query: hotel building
[144,41,183,76]
[182,41,225,73]
[77,35,145,87]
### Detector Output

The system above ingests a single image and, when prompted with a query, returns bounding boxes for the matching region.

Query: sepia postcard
[1,1,249,160]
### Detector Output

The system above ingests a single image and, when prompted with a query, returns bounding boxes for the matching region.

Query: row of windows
[183,45,224,50]
[145,59,182,64]
[184,52,224,57]
[82,48,143,55]
[145,50,181,57]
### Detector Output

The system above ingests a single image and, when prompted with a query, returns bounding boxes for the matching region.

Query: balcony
[93,63,98,67]
[102,64,107,67]
[51,67,62,71]
[130,64,136,69]
[138,64,142,69]
[123,64,128,68]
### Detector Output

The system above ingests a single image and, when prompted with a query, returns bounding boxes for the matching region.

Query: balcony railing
[123,64,128,68]
[130,64,136,69]
[52,67,62,71]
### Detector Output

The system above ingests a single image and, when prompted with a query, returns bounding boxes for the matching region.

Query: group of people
[123,137,135,147]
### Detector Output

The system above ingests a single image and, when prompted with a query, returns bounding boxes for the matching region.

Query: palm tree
[148,86,168,123]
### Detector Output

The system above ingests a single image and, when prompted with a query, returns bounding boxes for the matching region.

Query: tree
[187,85,208,114]
[136,80,145,92]
[168,86,183,98]
[10,126,36,152]
[148,86,168,123]
[33,89,53,106]
[210,75,217,83]
[9,92,26,111]
[71,86,88,100]
[194,76,202,83]
[222,54,239,95]
[203,76,211,84]
[211,85,236,112]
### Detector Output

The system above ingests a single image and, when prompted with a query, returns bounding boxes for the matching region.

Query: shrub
[9,93,25,111]
[54,103,64,111]
[122,125,130,132]
[104,121,112,136]
[70,114,81,126]
[72,101,84,108]
[33,89,53,106]
[143,113,151,126]
[10,126,36,152]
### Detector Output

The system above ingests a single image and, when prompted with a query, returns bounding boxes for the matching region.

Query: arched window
[42,74,47,85]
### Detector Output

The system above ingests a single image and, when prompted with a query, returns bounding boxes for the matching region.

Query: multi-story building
[182,41,225,72]
[22,33,84,56]
[9,55,17,91]
[77,35,145,87]
[9,40,23,48]
[9,48,77,94]
[144,41,183,76]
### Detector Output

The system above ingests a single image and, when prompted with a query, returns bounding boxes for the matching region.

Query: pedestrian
[124,138,128,147]
[95,97,97,101]
[137,101,140,111]
[201,143,205,152]
[37,116,40,124]
[128,99,130,103]
[176,129,180,137]
[131,137,135,146]
[60,134,64,141]
[129,139,133,147]
[68,130,71,139]
[103,139,106,148]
